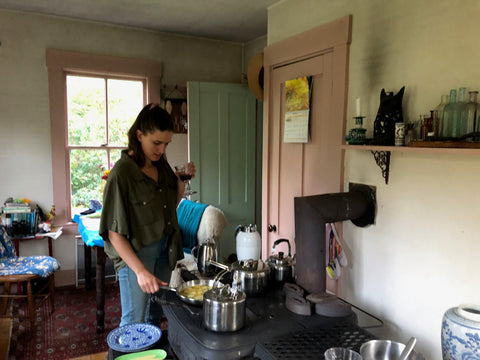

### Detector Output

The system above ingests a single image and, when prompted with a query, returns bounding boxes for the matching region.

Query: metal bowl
[360,340,425,360]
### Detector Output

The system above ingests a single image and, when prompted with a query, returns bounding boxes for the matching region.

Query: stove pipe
[294,184,376,295]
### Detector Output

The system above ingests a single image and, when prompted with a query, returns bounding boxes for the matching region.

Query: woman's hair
[127,103,174,167]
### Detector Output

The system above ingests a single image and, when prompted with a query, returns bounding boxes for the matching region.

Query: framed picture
[165,98,187,134]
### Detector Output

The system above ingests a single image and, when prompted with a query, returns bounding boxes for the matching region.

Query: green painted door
[188,81,261,260]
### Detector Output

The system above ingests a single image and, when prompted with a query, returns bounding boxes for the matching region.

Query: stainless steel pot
[208,259,270,297]
[203,288,246,332]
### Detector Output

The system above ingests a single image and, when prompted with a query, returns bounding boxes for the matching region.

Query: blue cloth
[176,199,208,253]
[0,225,61,277]
[73,212,104,247]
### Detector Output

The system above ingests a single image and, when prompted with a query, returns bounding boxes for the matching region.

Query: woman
[99,103,193,327]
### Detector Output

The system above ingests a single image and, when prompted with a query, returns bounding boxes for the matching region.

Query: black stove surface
[162,283,376,360]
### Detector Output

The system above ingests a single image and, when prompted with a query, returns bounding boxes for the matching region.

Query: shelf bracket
[370,151,390,184]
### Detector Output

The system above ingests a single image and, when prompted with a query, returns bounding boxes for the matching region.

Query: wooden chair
[0,225,60,328]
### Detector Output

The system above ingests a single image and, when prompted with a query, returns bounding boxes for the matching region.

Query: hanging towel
[176,199,208,253]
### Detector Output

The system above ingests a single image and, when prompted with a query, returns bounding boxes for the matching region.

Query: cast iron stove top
[161,283,376,360]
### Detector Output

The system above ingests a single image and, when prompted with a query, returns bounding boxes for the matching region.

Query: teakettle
[192,237,218,277]
[235,224,262,261]
[266,238,295,282]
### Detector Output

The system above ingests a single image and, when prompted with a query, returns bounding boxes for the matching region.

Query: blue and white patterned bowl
[441,304,480,360]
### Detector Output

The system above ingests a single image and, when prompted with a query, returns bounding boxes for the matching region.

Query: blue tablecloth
[73,212,104,247]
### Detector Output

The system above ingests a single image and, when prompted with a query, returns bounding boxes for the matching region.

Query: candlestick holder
[345,116,367,145]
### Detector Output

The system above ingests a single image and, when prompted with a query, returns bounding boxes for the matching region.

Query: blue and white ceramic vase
[441,304,480,359]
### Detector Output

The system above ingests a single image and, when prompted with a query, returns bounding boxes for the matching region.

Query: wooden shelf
[341,144,480,155]
[341,142,480,184]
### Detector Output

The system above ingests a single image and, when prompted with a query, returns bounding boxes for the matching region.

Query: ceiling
[0,0,279,43]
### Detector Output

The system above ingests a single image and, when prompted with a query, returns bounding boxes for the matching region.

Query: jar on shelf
[442,89,458,138]
[457,87,468,137]
[434,94,448,137]
[465,90,478,138]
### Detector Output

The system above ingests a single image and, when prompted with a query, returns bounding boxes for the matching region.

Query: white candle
[355,97,361,117]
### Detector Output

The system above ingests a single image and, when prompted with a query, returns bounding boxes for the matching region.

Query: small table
[73,214,107,334]
[11,234,55,257]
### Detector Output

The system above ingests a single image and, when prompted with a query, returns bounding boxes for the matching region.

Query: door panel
[269,54,331,254]
[188,82,258,259]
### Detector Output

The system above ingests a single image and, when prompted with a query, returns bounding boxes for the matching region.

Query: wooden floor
[69,351,108,360]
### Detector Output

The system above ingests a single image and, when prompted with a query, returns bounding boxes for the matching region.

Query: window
[66,75,144,215]
[46,49,162,225]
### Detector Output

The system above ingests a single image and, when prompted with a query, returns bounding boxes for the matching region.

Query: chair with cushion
[0,224,60,327]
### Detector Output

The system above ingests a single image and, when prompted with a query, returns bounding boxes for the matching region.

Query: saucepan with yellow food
[157,279,223,306]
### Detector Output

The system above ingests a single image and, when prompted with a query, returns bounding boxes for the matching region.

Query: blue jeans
[118,238,171,327]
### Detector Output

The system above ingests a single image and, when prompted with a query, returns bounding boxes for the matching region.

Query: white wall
[269,0,480,358]
[0,9,242,285]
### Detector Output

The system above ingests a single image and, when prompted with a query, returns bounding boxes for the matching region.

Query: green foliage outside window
[66,75,143,213]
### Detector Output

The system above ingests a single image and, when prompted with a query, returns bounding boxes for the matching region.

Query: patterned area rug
[9,282,121,359]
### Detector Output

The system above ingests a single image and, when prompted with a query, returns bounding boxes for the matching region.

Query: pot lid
[270,251,293,266]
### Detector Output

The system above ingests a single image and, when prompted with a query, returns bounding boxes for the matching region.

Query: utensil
[398,337,416,360]
[235,224,262,261]
[116,349,167,360]
[157,279,223,306]
[324,347,362,360]
[203,286,246,332]
[191,237,218,277]
[266,238,294,282]
[208,259,270,296]
[360,339,425,360]
[107,323,162,353]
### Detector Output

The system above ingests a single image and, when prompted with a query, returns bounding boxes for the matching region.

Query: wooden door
[262,16,351,259]
[188,82,260,259]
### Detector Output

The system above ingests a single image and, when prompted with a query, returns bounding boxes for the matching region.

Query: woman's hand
[136,268,168,294]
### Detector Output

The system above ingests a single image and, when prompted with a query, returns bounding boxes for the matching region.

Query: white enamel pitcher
[235,224,261,261]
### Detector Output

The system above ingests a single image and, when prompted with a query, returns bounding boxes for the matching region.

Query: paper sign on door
[284,76,311,143]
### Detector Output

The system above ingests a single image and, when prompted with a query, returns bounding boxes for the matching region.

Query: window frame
[46,49,162,225]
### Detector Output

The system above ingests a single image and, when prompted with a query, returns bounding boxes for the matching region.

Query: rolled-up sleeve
[99,173,129,241]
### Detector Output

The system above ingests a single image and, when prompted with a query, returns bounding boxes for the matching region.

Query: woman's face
[136,128,173,164]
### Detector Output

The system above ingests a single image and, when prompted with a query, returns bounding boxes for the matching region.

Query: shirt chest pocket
[130,191,160,226]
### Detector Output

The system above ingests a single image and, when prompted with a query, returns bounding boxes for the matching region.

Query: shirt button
[159,189,162,192]
[163,205,167,208]
[167,222,171,225]
[143,201,147,205]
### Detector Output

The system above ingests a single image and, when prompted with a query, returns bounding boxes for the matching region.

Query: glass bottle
[434,95,448,137]
[441,89,457,138]
[457,87,468,137]
[465,91,478,138]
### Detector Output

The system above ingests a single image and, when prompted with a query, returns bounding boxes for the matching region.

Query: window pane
[67,76,106,146]
[108,79,143,146]
[109,149,123,167]
[70,149,107,213]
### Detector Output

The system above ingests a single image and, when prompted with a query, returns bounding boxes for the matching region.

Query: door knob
[267,224,277,232]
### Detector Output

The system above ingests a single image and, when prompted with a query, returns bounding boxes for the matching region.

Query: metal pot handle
[206,259,230,271]
[271,238,291,257]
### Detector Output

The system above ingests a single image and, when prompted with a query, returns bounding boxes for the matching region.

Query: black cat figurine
[373,86,405,145]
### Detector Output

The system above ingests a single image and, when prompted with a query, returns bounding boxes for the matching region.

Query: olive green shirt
[99,150,184,272]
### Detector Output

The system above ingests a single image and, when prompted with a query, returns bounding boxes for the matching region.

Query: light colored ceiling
[0,0,279,43]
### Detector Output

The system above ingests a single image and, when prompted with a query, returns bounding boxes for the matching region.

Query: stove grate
[254,323,375,360]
